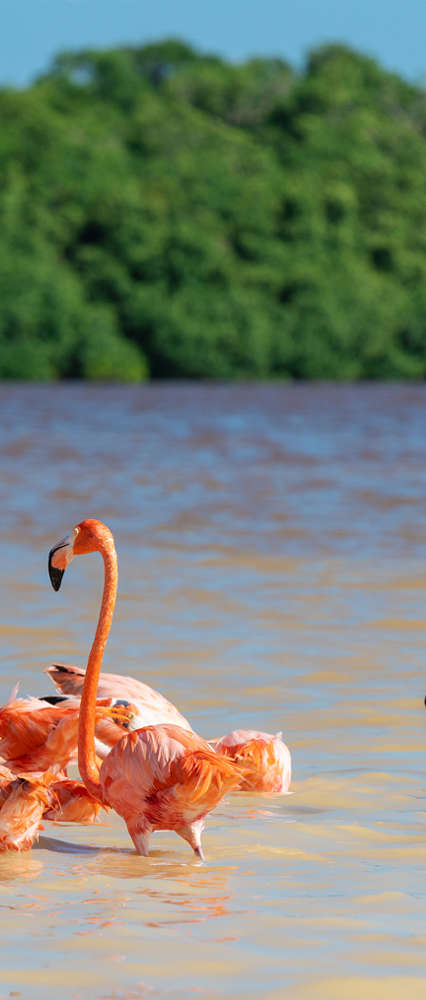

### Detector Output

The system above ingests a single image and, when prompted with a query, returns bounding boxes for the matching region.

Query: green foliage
[0,39,425,379]
[78,305,148,380]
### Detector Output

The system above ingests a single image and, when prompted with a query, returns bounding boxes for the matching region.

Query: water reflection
[0,853,44,882]
[89,853,208,880]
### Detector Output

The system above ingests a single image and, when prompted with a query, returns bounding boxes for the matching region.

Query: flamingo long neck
[78,537,118,801]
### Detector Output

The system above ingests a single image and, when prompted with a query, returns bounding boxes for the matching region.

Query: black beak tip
[48,550,65,592]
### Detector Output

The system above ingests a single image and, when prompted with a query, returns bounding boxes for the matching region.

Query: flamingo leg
[176,819,205,861]
[126,822,151,856]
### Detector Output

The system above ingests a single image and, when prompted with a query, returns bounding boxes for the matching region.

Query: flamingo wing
[0,698,136,774]
[0,772,56,851]
[46,663,192,730]
[215,729,292,794]
[0,699,80,769]
[44,778,104,824]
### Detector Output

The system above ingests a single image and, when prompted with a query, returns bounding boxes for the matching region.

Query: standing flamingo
[213,730,292,794]
[48,519,240,858]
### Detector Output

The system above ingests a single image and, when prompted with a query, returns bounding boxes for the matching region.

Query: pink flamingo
[0,694,136,774]
[48,519,240,858]
[213,730,291,794]
[0,695,133,840]
[46,671,293,796]
[0,763,104,831]
[43,776,104,825]
[0,766,57,851]
[44,663,192,731]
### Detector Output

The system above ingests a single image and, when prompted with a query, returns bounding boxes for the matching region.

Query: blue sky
[2,0,426,86]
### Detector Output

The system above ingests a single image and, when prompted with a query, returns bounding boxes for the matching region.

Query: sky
[1,0,426,87]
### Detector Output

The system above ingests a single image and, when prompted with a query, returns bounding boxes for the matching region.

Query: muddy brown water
[0,383,426,999]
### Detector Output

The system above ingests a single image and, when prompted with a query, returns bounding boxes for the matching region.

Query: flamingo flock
[0,519,291,856]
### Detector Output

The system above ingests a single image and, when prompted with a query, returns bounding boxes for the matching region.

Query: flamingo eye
[73,527,80,538]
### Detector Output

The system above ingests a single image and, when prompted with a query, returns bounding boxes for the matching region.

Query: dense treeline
[1,40,426,379]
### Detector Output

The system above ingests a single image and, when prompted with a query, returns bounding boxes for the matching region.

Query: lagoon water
[0,383,426,999]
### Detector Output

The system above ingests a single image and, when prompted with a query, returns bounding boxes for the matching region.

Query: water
[0,383,426,999]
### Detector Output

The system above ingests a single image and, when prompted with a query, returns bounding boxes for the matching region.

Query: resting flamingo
[43,776,104,824]
[0,765,57,851]
[44,663,192,731]
[0,694,137,774]
[213,730,291,794]
[0,763,104,830]
[48,519,240,858]
[0,695,137,838]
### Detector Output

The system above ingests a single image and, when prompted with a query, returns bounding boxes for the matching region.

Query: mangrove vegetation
[1,40,426,379]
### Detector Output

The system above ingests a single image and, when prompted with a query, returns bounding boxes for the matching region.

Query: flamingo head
[48,519,115,591]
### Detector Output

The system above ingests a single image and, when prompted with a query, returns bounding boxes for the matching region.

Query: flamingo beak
[48,534,74,591]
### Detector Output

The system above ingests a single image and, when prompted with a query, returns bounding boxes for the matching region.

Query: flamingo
[1,763,103,829]
[48,519,240,858]
[45,669,293,796]
[0,762,16,798]
[0,694,137,774]
[44,663,291,795]
[213,730,292,794]
[0,767,57,851]
[44,663,192,731]
[0,701,117,835]
[43,776,104,824]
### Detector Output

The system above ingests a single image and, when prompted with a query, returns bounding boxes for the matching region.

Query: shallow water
[0,382,426,999]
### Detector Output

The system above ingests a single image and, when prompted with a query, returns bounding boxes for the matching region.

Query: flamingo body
[99,724,240,856]
[214,730,291,794]
[0,696,136,774]
[0,763,16,804]
[0,771,56,851]
[44,777,104,824]
[46,663,192,731]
